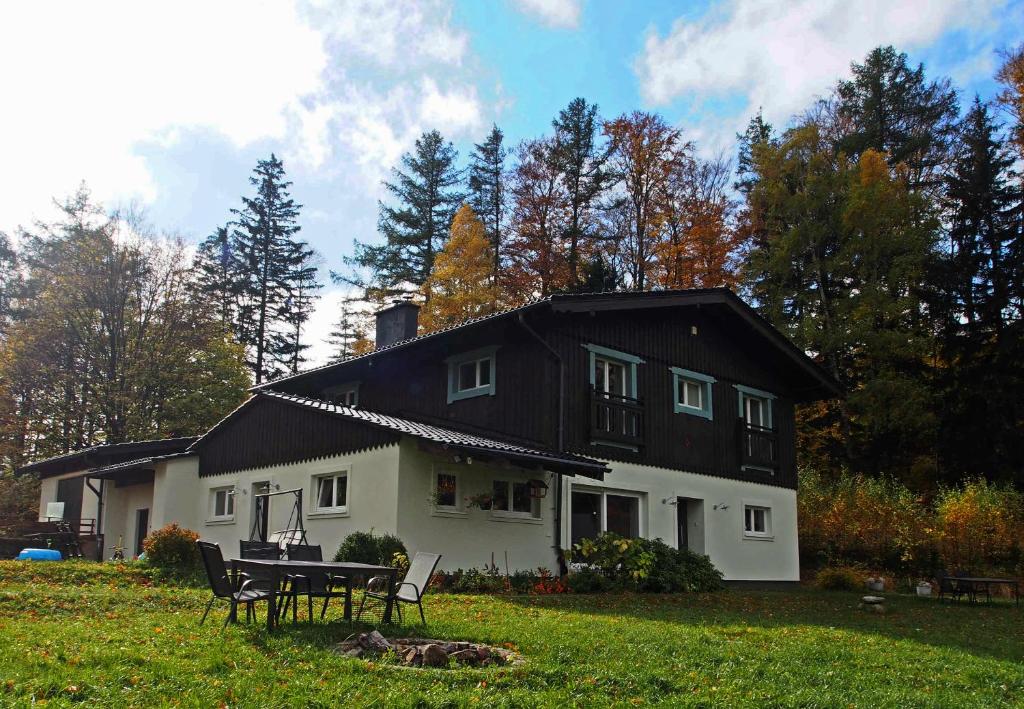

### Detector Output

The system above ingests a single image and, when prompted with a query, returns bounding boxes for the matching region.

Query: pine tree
[550,98,614,287]
[346,130,464,301]
[932,98,1024,480]
[231,154,314,384]
[326,301,359,363]
[0,232,18,337]
[419,204,496,333]
[277,250,320,375]
[836,45,959,193]
[468,124,507,279]
[193,225,237,328]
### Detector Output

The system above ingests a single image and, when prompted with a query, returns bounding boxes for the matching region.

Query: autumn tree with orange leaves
[419,204,496,333]
[502,139,572,303]
[603,112,689,291]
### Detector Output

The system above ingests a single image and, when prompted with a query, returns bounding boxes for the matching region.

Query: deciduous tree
[419,205,495,332]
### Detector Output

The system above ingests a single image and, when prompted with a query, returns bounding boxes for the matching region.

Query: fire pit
[335,631,524,669]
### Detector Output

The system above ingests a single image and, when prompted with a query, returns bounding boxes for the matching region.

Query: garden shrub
[816,565,865,591]
[141,524,200,575]
[565,567,612,593]
[333,530,407,567]
[570,532,723,592]
[935,480,1023,573]
[639,539,723,593]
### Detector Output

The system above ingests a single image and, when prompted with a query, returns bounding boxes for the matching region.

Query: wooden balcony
[590,390,644,447]
[738,422,778,470]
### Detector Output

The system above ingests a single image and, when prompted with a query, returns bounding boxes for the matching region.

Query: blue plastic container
[16,548,62,561]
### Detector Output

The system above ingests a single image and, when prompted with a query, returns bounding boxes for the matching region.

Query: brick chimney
[374,299,420,349]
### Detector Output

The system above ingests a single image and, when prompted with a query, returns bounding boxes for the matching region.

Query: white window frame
[742,502,773,540]
[584,344,643,399]
[311,471,349,515]
[670,367,715,420]
[324,382,359,407]
[570,486,645,543]
[490,479,540,520]
[432,469,461,513]
[446,347,498,403]
[208,486,235,523]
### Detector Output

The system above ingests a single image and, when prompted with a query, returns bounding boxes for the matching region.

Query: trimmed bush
[333,530,408,567]
[816,565,864,591]
[141,524,200,575]
[570,532,723,592]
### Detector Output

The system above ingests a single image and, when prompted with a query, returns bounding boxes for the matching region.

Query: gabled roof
[191,391,609,478]
[15,436,199,478]
[255,288,841,399]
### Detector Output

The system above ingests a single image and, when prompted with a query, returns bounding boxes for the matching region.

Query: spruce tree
[550,98,614,287]
[468,124,507,278]
[325,301,358,363]
[193,225,237,328]
[231,154,315,384]
[346,130,464,301]
[836,46,958,193]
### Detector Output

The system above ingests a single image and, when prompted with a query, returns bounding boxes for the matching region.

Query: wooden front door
[55,476,84,523]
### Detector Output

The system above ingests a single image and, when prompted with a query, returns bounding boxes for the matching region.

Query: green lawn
[0,562,1022,707]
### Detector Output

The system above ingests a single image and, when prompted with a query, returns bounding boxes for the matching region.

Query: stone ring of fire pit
[335,631,525,669]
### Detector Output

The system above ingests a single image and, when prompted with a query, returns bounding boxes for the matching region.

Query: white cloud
[635,0,1002,153]
[0,0,483,233]
[512,0,581,29]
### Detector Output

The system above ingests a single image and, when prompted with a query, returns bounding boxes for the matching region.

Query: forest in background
[1,45,1022,511]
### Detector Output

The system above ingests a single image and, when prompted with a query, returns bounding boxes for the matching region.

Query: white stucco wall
[102,481,154,558]
[36,471,99,524]
[395,439,559,573]
[563,459,800,582]
[192,446,402,559]
[152,456,201,531]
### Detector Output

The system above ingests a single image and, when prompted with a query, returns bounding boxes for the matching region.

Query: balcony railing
[590,390,644,446]
[738,422,778,470]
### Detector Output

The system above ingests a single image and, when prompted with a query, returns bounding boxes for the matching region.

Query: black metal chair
[239,540,282,559]
[937,571,967,603]
[197,541,276,628]
[280,543,350,622]
[356,552,442,625]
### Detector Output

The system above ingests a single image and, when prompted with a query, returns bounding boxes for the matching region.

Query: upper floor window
[735,384,775,430]
[670,367,715,420]
[584,344,643,399]
[446,347,498,403]
[324,382,359,407]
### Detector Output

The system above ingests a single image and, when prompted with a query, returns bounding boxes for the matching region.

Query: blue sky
[1,0,1020,363]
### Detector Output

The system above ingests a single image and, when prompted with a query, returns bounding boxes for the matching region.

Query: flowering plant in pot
[464,493,493,510]
[916,580,933,597]
[866,576,885,592]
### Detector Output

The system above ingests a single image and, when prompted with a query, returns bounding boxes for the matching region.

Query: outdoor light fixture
[528,478,549,499]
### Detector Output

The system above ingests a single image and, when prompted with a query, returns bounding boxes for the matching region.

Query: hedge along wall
[798,470,1024,576]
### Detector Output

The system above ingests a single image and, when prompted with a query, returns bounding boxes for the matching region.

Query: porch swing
[249,487,308,550]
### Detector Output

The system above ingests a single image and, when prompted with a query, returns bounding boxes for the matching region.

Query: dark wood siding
[274,303,805,489]
[549,307,799,487]
[288,319,560,452]
[197,397,400,477]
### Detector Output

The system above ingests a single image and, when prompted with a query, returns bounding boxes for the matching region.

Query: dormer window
[324,382,359,407]
[446,347,498,403]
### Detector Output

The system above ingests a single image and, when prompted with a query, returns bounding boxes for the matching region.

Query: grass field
[0,562,1022,707]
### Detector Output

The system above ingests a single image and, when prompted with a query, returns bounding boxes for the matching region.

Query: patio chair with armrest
[356,552,442,625]
[279,543,350,623]
[937,571,968,603]
[197,541,276,628]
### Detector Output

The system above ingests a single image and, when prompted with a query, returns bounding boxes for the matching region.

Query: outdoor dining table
[948,576,1020,605]
[229,558,399,631]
